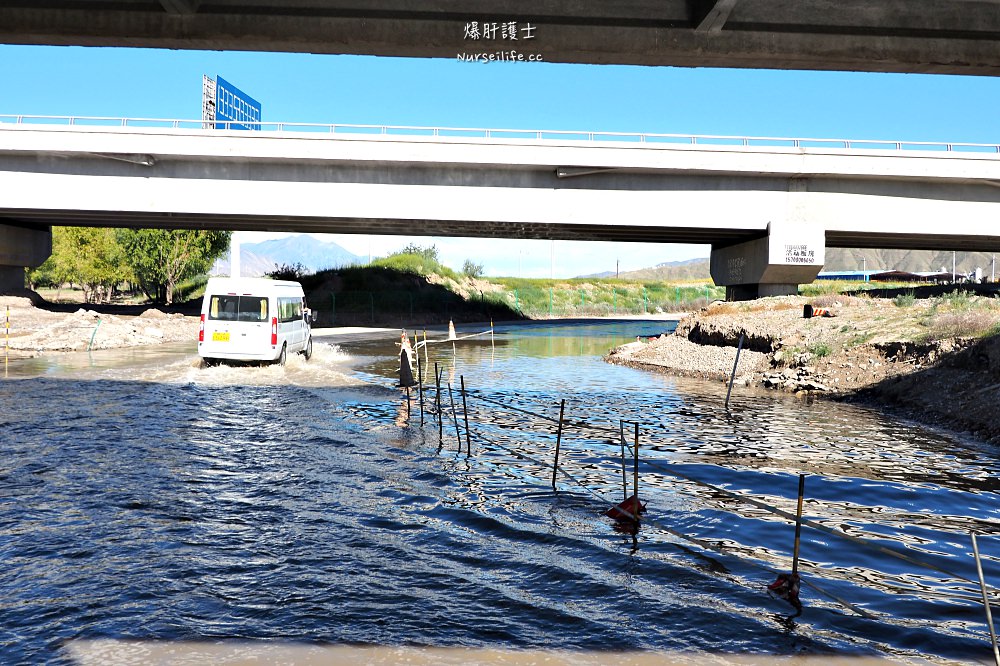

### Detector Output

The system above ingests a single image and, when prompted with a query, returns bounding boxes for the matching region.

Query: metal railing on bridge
[2,114,1000,154]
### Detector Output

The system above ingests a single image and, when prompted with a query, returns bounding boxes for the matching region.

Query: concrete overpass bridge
[3,1,1000,76]
[2,117,1000,298]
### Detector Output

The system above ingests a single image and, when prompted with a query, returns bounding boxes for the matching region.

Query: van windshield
[208,295,268,322]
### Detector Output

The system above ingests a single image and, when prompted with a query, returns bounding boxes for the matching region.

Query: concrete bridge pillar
[710,220,825,301]
[710,179,825,300]
[0,223,51,293]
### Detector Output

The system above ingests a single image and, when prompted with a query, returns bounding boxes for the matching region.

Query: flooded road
[1,320,998,664]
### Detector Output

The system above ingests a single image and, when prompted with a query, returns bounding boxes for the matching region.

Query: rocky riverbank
[606,292,1000,443]
[0,293,198,356]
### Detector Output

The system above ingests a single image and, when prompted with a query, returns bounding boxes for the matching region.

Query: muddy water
[1,321,998,664]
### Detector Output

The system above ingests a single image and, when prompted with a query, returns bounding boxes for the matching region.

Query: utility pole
[230,231,241,278]
[953,251,956,283]
[616,259,619,279]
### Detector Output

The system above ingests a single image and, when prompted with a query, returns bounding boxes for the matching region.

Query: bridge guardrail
[2,114,999,154]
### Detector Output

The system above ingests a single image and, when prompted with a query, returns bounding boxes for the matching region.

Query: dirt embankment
[606,293,1000,442]
[0,294,198,356]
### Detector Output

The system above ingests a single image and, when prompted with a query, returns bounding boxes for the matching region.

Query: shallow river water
[1,320,998,664]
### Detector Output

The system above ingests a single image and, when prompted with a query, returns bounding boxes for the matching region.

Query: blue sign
[215,76,261,131]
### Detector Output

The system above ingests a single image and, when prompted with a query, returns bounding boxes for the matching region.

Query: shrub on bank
[922,310,1000,341]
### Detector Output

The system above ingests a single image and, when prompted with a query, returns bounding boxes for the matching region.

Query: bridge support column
[0,223,52,293]
[710,220,824,301]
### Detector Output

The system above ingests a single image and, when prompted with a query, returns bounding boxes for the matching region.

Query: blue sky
[3,45,1000,276]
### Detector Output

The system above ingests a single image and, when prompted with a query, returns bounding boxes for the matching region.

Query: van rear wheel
[277,343,287,366]
[303,336,313,361]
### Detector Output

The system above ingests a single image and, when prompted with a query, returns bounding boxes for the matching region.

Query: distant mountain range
[211,236,998,281]
[824,248,997,274]
[583,257,712,281]
[212,234,361,277]
[577,250,998,282]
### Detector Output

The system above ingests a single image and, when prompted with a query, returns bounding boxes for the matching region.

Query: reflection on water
[347,321,1000,660]
[1,320,998,664]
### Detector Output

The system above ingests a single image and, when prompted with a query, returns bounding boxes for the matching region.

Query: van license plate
[212,332,230,342]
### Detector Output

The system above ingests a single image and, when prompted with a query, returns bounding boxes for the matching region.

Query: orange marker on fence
[803,304,834,318]
[604,495,646,522]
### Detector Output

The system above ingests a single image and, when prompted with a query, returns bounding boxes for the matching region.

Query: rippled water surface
[1,320,998,664]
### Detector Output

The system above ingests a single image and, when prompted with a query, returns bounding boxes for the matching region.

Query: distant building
[815,270,875,282]
[815,270,955,283]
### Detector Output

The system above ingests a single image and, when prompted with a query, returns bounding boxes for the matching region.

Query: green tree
[29,227,131,303]
[396,243,439,263]
[266,262,308,280]
[462,259,484,278]
[117,229,231,305]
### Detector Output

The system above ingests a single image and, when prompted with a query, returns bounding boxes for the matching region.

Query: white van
[198,277,313,365]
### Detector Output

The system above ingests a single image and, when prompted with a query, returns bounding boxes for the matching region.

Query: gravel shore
[0,294,198,355]
[606,335,768,385]
[606,293,1000,442]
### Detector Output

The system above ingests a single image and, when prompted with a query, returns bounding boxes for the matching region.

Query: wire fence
[397,363,1000,627]
[325,285,724,324]
[327,290,480,325]
[500,284,724,317]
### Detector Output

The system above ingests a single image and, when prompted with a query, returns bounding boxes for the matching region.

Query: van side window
[277,296,303,323]
[209,295,268,322]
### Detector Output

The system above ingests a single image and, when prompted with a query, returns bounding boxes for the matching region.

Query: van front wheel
[277,343,287,366]
[303,336,313,361]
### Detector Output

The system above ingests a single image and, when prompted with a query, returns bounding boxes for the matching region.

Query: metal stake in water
[551,399,565,490]
[972,533,1000,666]
[633,422,640,504]
[460,375,471,456]
[4,305,9,378]
[417,352,424,425]
[447,381,462,451]
[725,333,744,410]
[793,474,806,576]
[619,420,627,501]
[434,363,443,442]
[87,318,102,352]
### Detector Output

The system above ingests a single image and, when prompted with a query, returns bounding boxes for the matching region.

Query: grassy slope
[276,253,726,325]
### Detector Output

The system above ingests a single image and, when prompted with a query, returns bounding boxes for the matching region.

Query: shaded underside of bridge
[0,211,757,247]
[5,212,997,253]
[4,1,1000,76]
